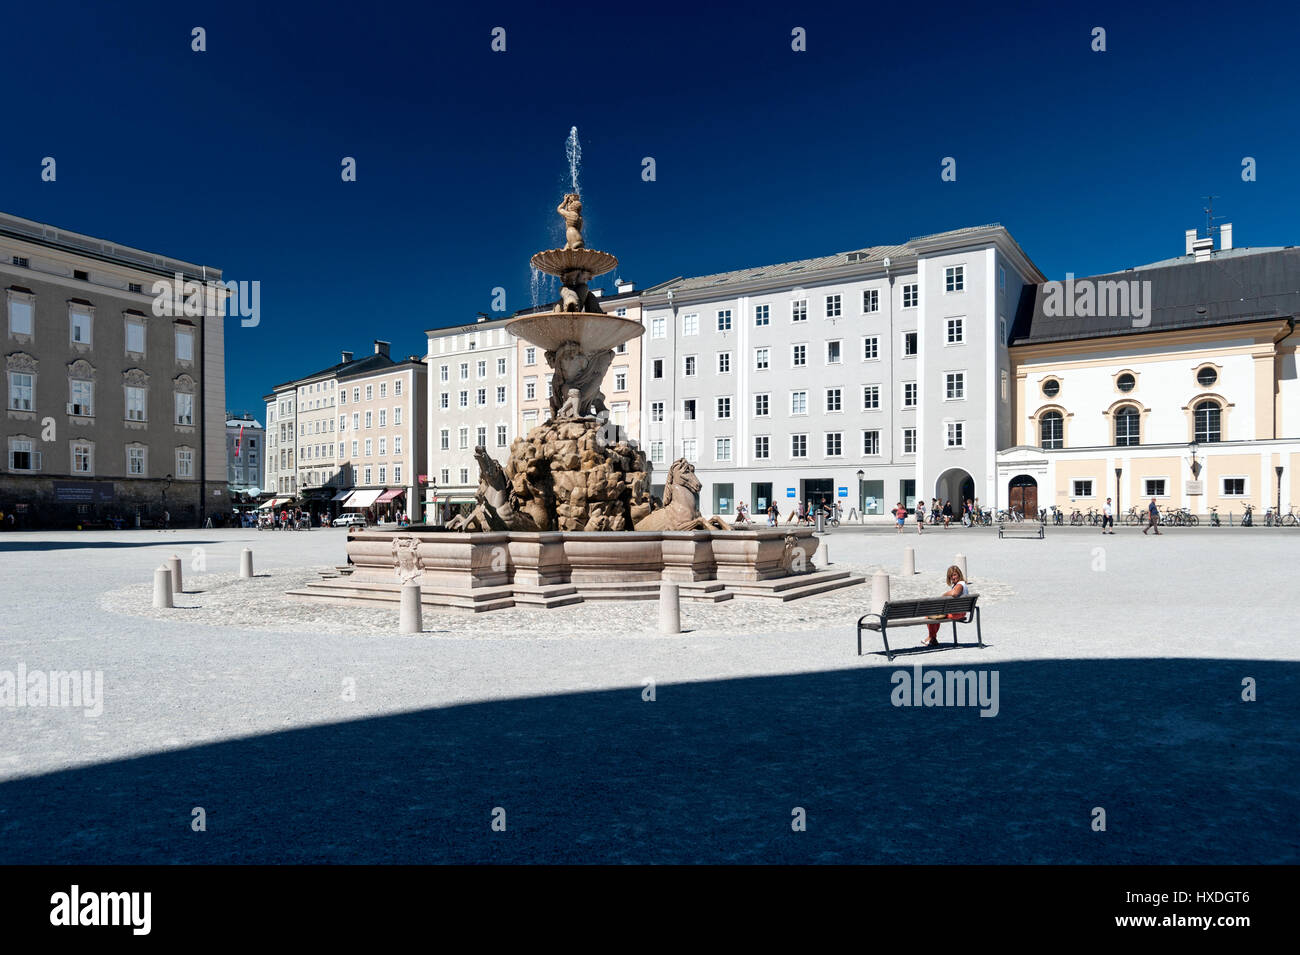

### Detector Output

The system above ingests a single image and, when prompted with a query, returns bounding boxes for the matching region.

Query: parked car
[332,514,367,528]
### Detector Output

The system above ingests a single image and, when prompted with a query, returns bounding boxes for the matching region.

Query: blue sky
[3,0,1297,417]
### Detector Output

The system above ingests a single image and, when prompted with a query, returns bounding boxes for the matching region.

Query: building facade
[225,412,264,495]
[337,352,428,521]
[1,211,226,528]
[638,225,1042,518]
[1001,225,1300,518]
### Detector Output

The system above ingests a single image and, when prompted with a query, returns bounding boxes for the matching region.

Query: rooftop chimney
[1220,222,1233,251]
[615,279,635,293]
[590,288,603,297]
[1185,229,1197,255]
[341,350,353,363]
[374,340,390,357]
[1192,237,1214,263]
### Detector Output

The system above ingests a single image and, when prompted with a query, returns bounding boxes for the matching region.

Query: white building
[225,413,264,494]
[638,225,1043,518]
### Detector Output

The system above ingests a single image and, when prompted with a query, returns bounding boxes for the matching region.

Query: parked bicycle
[1241,503,1255,527]
[1209,506,1221,527]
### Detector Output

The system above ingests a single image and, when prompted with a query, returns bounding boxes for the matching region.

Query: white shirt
[1103,502,1113,516]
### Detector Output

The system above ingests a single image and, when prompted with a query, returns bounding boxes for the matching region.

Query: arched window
[1115,406,1140,446]
[1040,411,1063,449]
[1194,400,1221,442]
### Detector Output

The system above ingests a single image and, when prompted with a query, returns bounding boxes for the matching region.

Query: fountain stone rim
[506,312,645,353]
[530,247,618,279]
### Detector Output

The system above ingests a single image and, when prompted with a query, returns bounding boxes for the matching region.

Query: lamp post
[1277,465,1284,517]
[1115,466,1122,516]
[856,469,865,521]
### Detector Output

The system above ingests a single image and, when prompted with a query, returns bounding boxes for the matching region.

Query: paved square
[1,525,1295,863]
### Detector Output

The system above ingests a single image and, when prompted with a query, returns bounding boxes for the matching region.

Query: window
[716,397,731,419]
[791,299,807,322]
[8,438,39,471]
[683,399,696,420]
[394,465,402,483]
[339,414,346,431]
[440,429,449,451]
[378,409,387,427]
[1117,372,1136,393]
[364,467,373,485]
[378,437,387,455]
[754,435,769,459]
[945,265,964,292]
[825,432,842,456]
[394,435,403,454]
[475,426,486,447]
[790,391,807,415]
[649,401,664,422]
[364,411,373,428]
[353,387,360,402]
[945,372,965,400]
[1042,379,1060,398]
[903,331,918,356]
[1115,406,1140,446]
[650,441,665,465]
[127,446,146,475]
[1040,412,1063,449]
[352,412,360,429]
[862,384,879,411]
[902,283,918,308]
[792,344,806,367]
[62,378,91,417]
[73,442,92,473]
[125,386,147,421]
[1223,477,1246,496]
[496,385,506,404]
[458,391,468,408]
[903,382,917,407]
[364,438,373,456]
[716,310,732,332]
[790,434,807,458]
[825,294,842,318]
[998,317,1007,345]
[459,363,469,380]
[683,355,696,377]
[351,439,359,456]
[8,296,33,336]
[902,428,917,454]
[1194,401,1221,442]
[754,348,769,370]
[863,289,879,313]
[754,304,770,326]
[497,357,507,376]
[395,407,403,425]
[340,389,347,405]
[395,379,403,396]
[12,256,28,268]
[650,318,665,340]
[440,364,449,382]
[125,320,145,354]
[999,266,1006,291]
[525,378,537,400]
[863,336,879,361]
[754,393,769,417]
[175,392,193,425]
[177,447,194,478]
[1073,480,1093,498]
[652,358,664,379]
[715,437,732,461]
[946,318,964,344]
[379,382,388,398]
[70,307,92,345]
[681,438,697,462]
[1144,479,1167,497]
[497,425,507,448]
[364,384,373,401]
[716,352,731,374]
[440,468,449,484]
[682,313,699,336]
[476,360,486,379]
[1001,371,1009,402]
[945,421,964,447]
[458,427,469,450]
[862,430,880,455]
[825,388,842,412]
[826,340,842,364]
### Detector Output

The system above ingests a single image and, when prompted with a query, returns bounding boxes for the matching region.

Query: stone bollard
[153,565,173,608]
[400,582,423,634]
[903,546,916,576]
[659,581,681,634]
[240,548,254,578]
[823,543,830,565]
[870,569,890,615]
[168,554,183,594]
[955,552,968,582]
[815,514,825,534]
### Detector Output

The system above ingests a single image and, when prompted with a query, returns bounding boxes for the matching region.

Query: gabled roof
[1012,246,1300,346]
[271,352,396,391]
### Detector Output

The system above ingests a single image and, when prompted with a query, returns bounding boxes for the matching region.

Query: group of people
[894,497,979,533]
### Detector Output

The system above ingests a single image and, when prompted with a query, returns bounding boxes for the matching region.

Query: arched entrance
[1008,474,1038,517]
[935,468,975,510]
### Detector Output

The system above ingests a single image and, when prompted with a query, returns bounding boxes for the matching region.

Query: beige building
[1000,226,1300,519]
[337,351,428,521]
[1,210,225,528]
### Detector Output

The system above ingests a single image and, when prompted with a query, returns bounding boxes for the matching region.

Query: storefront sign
[837,486,848,497]
[786,488,796,498]
[1185,480,1204,495]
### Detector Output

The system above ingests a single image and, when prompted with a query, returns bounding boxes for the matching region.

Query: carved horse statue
[633,458,730,532]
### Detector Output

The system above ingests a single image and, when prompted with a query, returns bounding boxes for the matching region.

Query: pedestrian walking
[1143,497,1161,535]
[767,502,778,526]
[915,500,926,534]
[894,501,907,533]
[942,499,954,528]
[1102,497,1115,534]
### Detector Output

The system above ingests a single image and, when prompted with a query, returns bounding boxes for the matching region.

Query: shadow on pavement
[0,657,1293,864]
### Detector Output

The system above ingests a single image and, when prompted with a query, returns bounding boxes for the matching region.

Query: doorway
[802,478,833,511]
[1008,474,1038,516]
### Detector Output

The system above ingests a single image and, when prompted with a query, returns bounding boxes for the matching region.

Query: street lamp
[1276,465,1284,516]
[856,469,865,521]
[1115,466,1122,515]
[1189,440,1201,480]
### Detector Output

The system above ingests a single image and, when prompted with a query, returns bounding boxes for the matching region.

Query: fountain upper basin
[531,247,618,279]
[507,312,645,353]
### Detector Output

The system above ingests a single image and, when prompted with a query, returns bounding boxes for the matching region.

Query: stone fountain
[291,193,863,611]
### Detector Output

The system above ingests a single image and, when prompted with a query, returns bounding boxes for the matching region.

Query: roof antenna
[1201,195,1224,241]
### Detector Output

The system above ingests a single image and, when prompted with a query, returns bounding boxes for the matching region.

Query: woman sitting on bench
[923,565,969,646]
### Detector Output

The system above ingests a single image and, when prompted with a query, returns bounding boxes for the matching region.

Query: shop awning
[375,488,405,504]
[344,489,383,509]
[330,488,354,501]
[257,497,289,510]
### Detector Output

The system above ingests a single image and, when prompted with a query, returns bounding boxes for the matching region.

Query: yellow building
[998,227,1300,520]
